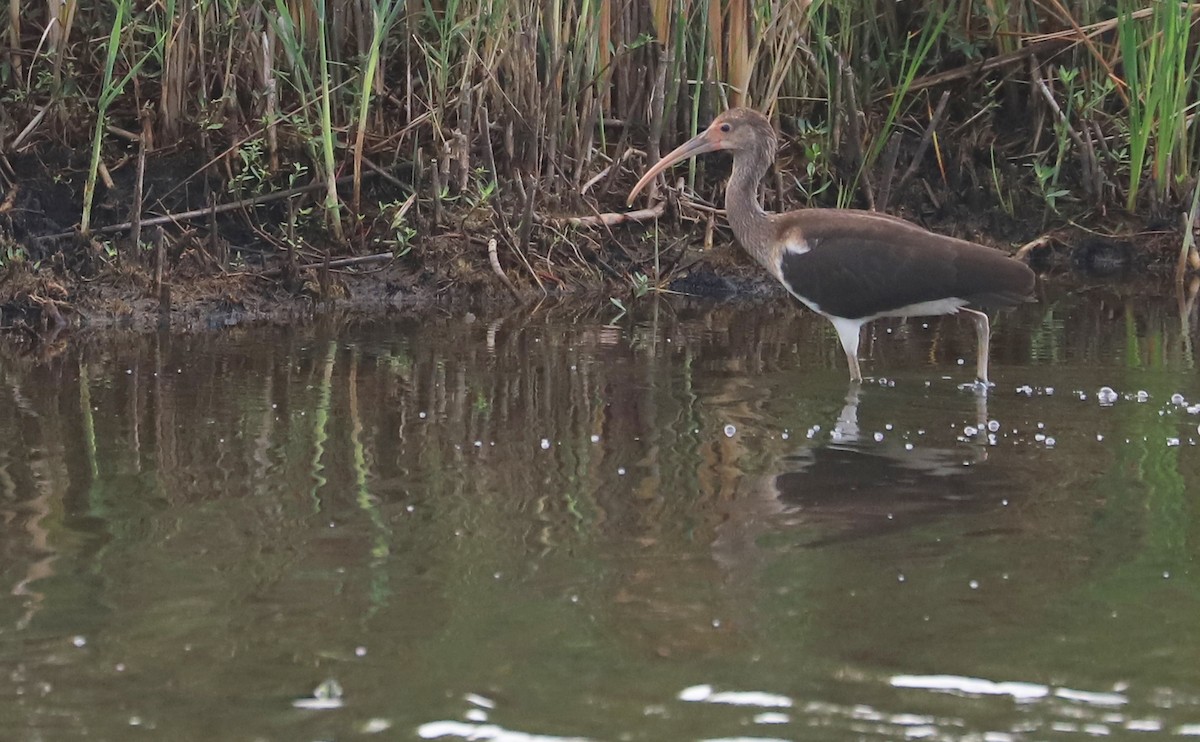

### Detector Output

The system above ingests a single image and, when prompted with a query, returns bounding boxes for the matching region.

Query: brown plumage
[627,108,1036,385]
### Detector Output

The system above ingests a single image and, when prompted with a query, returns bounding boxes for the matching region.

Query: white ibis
[628,108,1036,386]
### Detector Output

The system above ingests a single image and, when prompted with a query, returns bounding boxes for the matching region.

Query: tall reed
[1117,0,1200,212]
[3,0,1199,259]
[80,0,159,237]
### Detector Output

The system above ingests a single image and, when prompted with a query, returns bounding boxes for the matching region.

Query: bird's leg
[960,308,992,387]
[832,383,862,442]
[829,317,865,383]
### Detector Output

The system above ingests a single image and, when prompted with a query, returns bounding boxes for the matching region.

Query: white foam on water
[417,721,590,741]
[678,684,793,708]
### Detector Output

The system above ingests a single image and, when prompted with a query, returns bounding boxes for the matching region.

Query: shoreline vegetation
[2,0,1200,331]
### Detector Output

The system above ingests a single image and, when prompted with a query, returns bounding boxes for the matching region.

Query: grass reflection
[0,286,1197,739]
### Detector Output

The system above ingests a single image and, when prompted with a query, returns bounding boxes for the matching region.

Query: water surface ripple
[1,284,1198,740]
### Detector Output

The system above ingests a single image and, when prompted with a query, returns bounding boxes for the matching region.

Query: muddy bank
[0,145,1190,339]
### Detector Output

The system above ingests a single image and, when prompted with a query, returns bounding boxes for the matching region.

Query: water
[1,282,1199,740]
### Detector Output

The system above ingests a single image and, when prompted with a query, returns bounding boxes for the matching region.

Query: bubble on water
[1171,393,1186,405]
[1163,571,1171,579]
[473,440,482,448]
[590,434,600,443]
[711,618,722,628]
[540,438,551,450]
[957,358,965,366]
[1188,405,1200,415]
[1136,390,1150,403]
[723,424,737,438]
[1037,422,1045,429]
[1035,433,1046,442]
[1097,387,1118,406]
[873,432,884,442]
[1045,387,1054,395]
[1002,499,1009,506]
[781,431,790,440]
[363,718,393,733]
[988,434,998,445]
[897,574,906,583]
[1097,434,1104,441]
[1045,437,1056,447]
[72,636,87,648]
[1167,438,1181,447]
[419,411,428,419]
[987,420,1001,432]
[963,425,978,437]
[1077,391,1088,400]
[885,424,894,431]
[1016,385,1034,396]
[969,580,980,590]
[466,694,497,709]
[904,443,914,451]
[356,646,367,657]
[617,467,626,476]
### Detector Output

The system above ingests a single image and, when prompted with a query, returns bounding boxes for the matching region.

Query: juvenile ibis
[628,108,1036,386]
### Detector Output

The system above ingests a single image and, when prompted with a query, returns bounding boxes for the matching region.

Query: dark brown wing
[778,211,1034,320]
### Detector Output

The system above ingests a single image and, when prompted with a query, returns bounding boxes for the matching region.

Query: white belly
[786,290,966,322]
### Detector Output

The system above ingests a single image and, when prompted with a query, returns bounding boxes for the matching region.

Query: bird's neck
[724,154,775,267]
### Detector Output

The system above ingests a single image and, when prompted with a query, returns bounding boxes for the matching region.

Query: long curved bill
[626,128,724,206]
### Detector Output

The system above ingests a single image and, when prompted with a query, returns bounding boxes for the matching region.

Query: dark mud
[0,144,1188,338]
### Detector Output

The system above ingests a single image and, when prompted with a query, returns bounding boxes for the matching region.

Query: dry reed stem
[34,177,362,242]
[7,0,21,77]
[891,89,950,200]
[1179,184,1200,282]
[546,201,665,227]
[262,27,280,173]
[1014,234,1054,260]
[132,106,151,250]
[488,238,520,296]
[726,0,750,106]
[1033,71,1101,196]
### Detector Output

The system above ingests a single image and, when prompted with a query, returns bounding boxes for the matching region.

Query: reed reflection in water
[0,284,1198,740]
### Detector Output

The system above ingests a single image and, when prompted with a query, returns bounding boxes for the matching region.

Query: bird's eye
[719,123,732,133]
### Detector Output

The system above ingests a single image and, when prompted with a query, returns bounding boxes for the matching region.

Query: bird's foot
[958,379,994,394]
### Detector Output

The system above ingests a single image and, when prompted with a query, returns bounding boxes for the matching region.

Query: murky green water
[2,281,1199,740]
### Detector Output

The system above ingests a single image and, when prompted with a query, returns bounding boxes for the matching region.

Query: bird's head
[627,108,777,205]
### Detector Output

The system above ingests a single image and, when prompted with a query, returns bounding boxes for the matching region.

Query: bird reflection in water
[711,385,1006,572]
